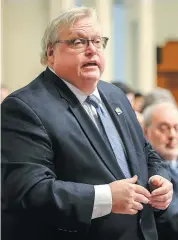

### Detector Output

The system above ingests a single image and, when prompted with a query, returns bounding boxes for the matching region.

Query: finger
[134,185,151,198]
[151,202,171,210]
[151,177,162,187]
[150,191,173,202]
[125,175,138,184]
[134,193,149,204]
[150,197,172,207]
[151,197,172,205]
[128,209,138,215]
[132,201,143,211]
[151,185,172,196]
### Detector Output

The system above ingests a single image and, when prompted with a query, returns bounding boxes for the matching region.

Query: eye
[94,38,101,43]
[159,126,168,133]
[73,38,85,46]
[93,38,102,47]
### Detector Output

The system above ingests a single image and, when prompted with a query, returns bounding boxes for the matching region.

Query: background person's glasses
[156,124,178,135]
[53,37,109,51]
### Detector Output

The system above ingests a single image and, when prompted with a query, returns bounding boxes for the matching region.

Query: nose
[169,127,178,138]
[85,41,97,55]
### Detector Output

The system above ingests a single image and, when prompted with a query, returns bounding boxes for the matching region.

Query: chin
[165,151,178,160]
[83,73,100,81]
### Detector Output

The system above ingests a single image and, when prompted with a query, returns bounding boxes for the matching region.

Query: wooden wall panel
[157,41,178,104]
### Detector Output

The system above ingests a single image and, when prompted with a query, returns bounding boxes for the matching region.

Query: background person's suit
[1,68,170,240]
[156,163,178,240]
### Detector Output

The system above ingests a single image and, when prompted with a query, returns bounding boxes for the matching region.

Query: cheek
[148,131,161,144]
[153,133,167,145]
[100,55,105,71]
[54,53,77,70]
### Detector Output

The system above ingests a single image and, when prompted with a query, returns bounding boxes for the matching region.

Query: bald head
[143,102,178,127]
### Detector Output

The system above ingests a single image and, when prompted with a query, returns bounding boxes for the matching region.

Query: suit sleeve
[144,140,171,181]
[1,96,94,232]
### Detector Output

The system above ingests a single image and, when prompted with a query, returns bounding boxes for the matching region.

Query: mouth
[166,142,178,149]
[82,61,98,68]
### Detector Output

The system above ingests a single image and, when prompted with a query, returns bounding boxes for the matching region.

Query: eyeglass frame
[153,123,178,135]
[52,37,109,51]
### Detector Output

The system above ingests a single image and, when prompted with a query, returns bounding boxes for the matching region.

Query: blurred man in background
[142,87,176,112]
[143,102,178,240]
[112,82,135,108]
[134,92,145,113]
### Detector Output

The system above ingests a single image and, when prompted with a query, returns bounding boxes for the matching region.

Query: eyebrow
[158,122,178,127]
[68,30,101,38]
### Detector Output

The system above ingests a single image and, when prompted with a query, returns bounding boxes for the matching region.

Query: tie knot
[86,95,100,109]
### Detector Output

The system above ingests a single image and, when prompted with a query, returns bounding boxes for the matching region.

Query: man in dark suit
[1,6,173,240]
[143,102,178,239]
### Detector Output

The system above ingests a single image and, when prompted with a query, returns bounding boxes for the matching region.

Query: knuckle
[162,204,168,209]
[131,210,138,215]
[162,195,168,201]
[128,184,134,191]
[138,203,143,210]
[165,199,171,205]
[161,202,169,209]
[127,201,132,208]
[129,192,135,198]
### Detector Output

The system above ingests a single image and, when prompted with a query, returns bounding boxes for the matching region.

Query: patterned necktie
[86,95,131,178]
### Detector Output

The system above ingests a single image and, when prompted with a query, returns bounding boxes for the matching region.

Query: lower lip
[83,66,98,71]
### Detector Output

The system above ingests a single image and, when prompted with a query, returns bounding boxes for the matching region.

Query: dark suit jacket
[1,68,170,240]
[156,163,178,240]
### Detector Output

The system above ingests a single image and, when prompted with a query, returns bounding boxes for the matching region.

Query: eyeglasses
[156,124,178,135]
[53,37,109,51]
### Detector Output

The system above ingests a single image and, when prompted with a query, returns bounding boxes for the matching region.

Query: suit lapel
[70,104,123,180]
[45,68,122,180]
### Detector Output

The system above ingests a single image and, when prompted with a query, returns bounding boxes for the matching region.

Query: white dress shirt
[48,67,112,219]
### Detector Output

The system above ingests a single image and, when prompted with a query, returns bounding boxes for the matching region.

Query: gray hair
[143,101,178,127]
[142,87,177,111]
[40,6,98,65]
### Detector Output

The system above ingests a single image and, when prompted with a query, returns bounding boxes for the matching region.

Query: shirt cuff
[91,184,112,219]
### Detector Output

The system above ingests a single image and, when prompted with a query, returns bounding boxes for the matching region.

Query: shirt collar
[170,159,178,169]
[48,67,102,104]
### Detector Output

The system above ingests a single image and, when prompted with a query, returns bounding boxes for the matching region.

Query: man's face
[126,93,135,108]
[47,17,105,94]
[134,96,145,112]
[145,106,178,160]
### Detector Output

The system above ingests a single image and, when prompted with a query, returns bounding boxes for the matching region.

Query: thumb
[149,176,162,191]
[151,178,161,187]
[125,175,138,183]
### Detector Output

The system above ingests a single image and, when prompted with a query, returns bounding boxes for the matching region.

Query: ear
[143,126,148,137]
[46,46,54,65]
[49,49,53,56]
[47,46,54,57]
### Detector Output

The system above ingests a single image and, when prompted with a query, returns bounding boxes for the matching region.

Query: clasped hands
[109,175,173,215]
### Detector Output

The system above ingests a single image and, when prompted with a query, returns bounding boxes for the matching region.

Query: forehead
[60,17,102,37]
[152,106,178,124]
